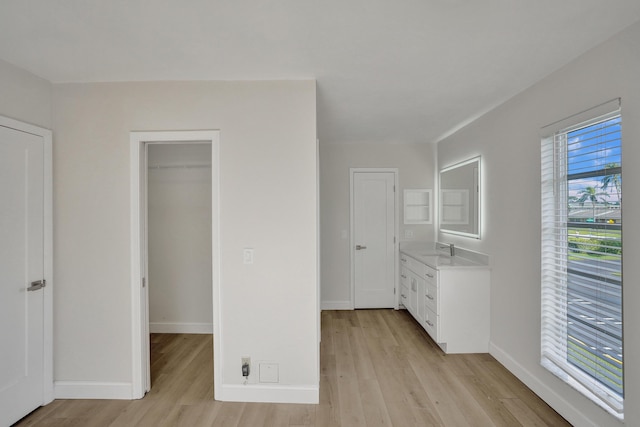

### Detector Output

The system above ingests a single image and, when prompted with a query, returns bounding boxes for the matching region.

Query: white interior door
[0,124,48,426]
[353,171,396,308]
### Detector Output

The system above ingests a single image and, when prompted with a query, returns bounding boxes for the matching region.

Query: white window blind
[541,99,623,419]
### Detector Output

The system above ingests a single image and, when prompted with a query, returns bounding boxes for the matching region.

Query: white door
[0,124,48,426]
[353,171,396,308]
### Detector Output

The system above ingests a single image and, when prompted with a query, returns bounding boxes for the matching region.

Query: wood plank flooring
[14,309,571,426]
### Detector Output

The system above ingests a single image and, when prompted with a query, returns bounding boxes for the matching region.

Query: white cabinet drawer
[400,266,410,288]
[424,308,438,341]
[400,254,423,275]
[399,284,409,307]
[424,281,437,313]
[400,254,410,267]
[424,265,437,284]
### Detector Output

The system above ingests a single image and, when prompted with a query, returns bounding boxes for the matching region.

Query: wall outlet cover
[259,362,279,383]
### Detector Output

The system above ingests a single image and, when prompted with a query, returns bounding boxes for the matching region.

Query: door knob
[355,245,367,250]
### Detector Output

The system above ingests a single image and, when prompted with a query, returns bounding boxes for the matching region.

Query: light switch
[404,229,414,238]
[243,248,254,264]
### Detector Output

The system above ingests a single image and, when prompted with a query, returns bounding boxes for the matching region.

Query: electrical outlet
[241,357,251,377]
[243,248,254,264]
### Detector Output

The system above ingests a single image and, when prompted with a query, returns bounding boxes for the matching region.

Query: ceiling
[1,1,639,145]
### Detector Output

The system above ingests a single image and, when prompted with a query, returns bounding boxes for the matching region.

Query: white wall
[147,144,213,334]
[0,59,51,128]
[52,81,318,400]
[319,142,436,308]
[437,22,640,427]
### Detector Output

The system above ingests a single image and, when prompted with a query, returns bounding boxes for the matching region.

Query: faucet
[439,243,455,257]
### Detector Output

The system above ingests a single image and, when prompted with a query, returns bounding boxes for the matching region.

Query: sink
[420,253,449,258]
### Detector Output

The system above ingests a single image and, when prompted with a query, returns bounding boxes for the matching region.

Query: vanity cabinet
[400,251,490,354]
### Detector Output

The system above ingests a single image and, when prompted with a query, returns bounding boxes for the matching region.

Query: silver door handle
[355,245,367,250]
[426,294,434,300]
[27,279,46,292]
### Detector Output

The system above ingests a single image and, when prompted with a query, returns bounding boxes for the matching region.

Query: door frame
[0,115,53,405]
[130,130,220,399]
[349,168,399,310]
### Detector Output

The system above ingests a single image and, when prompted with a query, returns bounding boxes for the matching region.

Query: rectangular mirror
[439,156,481,239]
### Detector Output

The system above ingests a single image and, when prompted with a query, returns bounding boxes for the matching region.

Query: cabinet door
[409,275,418,316]
[416,276,425,323]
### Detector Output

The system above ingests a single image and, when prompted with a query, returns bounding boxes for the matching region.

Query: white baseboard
[320,300,352,310]
[489,342,599,427]
[219,384,319,404]
[54,381,134,400]
[149,322,213,334]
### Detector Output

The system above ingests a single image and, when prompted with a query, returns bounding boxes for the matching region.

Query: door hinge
[394,236,396,244]
[394,288,396,295]
[393,185,396,192]
[142,277,146,288]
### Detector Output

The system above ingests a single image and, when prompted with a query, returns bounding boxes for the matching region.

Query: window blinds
[540,99,623,419]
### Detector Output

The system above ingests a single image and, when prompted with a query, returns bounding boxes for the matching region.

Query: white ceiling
[1,1,639,144]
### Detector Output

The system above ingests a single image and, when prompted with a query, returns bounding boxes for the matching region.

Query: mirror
[439,156,481,239]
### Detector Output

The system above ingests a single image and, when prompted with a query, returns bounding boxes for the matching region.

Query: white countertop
[400,247,490,269]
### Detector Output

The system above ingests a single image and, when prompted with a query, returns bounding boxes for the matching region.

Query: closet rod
[148,164,211,170]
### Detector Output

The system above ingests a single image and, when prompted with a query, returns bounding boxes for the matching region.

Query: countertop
[400,248,490,269]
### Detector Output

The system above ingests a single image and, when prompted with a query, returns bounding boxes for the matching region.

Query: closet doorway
[147,143,213,336]
[130,131,220,400]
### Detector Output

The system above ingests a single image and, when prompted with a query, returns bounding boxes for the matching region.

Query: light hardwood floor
[14,309,571,426]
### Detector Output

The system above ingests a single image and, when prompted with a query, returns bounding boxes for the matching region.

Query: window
[541,99,623,419]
